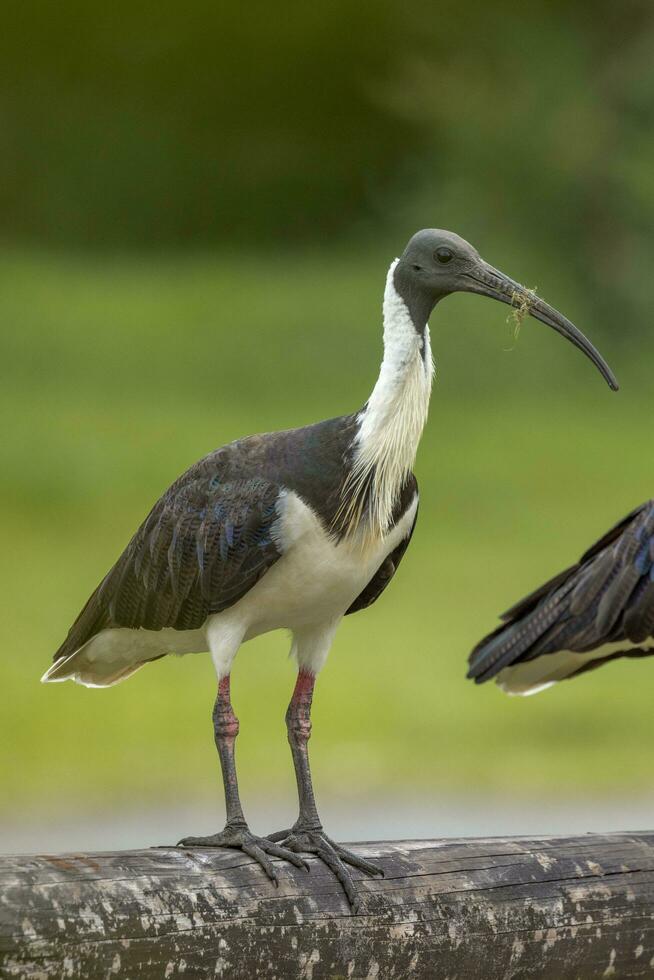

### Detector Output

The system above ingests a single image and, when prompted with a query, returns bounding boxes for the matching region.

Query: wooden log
[2,832,654,979]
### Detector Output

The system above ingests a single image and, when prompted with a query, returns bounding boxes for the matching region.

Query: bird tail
[466,576,577,691]
[41,637,153,688]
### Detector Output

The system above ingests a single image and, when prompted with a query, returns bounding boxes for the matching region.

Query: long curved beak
[463,262,618,391]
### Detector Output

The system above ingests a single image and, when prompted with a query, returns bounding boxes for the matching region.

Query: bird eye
[435,247,454,264]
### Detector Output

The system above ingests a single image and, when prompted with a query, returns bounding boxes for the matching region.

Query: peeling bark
[2,833,654,978]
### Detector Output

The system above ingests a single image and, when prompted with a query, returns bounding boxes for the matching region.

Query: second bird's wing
[467,499,654,685]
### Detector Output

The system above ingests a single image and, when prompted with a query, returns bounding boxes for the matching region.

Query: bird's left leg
[267,665,383,911]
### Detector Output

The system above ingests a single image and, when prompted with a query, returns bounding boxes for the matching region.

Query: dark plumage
[468,501,654,691]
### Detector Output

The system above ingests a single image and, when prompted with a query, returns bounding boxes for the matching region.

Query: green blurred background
[3,0,654,843]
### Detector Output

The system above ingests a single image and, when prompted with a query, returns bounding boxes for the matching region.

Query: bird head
[394,228,618,391]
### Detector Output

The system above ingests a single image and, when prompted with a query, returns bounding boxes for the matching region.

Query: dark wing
[500,501,649,622]
[53,473,282,661]
[346,486,418,616]
[467,500,654,685]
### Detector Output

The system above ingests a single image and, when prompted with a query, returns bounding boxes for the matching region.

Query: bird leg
[287,668,321,829]
[267,669,383,912]
[176,675,309,883]
[212,674,245,827]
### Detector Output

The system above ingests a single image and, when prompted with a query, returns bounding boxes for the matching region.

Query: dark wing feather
[499,564,577,621]
[578,502,648,563]
[54,473,282,661]
[468,500,654,685]
[499,504,646,622]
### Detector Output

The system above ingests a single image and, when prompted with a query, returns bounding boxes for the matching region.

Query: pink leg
[285,669,322,828]
[213,675,246,828]
[267,669,383,912]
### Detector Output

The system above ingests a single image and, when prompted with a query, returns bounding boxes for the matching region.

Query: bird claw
[175,825,309,882]
[267,826,383,912]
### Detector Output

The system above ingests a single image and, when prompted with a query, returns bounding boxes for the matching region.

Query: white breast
[217,489,418,641]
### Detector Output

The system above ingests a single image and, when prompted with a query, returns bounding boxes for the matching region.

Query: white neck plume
[340,259,434,539]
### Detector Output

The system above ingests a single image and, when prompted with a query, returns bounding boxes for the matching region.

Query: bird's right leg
[267,668,383,911]
[177,675,309,883]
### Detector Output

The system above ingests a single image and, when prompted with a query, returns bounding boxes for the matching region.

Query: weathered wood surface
[2,833,654,979]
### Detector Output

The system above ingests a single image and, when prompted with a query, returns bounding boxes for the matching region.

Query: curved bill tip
[463,264,619,392]
[527,293,619,392]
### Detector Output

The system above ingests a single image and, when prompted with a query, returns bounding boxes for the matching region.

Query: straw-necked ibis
[43,230,617,910]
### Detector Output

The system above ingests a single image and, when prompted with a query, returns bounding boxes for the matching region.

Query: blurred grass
[1,244,652,820]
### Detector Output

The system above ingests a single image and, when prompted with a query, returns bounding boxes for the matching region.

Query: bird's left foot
[174,825,309,885]
[267,826,383,912]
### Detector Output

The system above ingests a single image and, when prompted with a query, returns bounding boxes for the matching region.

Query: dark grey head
[393,229,618,390]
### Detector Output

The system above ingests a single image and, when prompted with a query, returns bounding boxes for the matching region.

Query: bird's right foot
[266,826,383,912]
[176,823,310,885]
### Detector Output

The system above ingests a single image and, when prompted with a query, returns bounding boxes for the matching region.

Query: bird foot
[176,823,310,885]
[266,826,383,912]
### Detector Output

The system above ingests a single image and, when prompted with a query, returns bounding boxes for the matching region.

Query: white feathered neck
[340,258,434,540]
